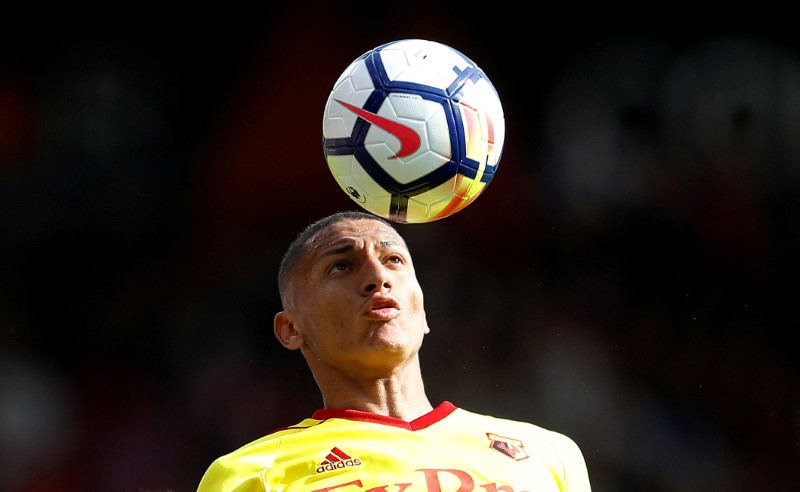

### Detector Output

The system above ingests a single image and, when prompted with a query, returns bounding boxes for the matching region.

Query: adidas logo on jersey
[316,447,362,473]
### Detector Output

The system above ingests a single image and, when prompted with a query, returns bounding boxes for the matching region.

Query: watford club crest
[487,433,529,461]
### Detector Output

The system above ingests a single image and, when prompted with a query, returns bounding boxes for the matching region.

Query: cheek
[410,279,425,305]
[405,283,427,319]
[301,290,348,336]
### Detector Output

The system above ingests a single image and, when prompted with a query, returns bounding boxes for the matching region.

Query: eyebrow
[319,239,401,258]
[321,243,356,257]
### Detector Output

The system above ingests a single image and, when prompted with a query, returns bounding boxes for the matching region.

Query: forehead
[308,218,404,253]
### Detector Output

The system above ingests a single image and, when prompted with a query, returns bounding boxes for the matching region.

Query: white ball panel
[323,59,375,138]
[403,151,449,179]
[379,40,470,90]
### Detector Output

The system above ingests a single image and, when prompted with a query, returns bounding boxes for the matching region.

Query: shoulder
[450,407,590,475]
[197,418,321,492]
[452,407,591,491]
[452,406,564,432]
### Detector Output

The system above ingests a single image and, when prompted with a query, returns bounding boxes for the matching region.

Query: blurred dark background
[1,6,799,492]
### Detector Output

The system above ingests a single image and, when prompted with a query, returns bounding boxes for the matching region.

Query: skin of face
[274,218,430,380]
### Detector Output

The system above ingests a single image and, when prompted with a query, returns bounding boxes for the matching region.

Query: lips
[363,297,400,320]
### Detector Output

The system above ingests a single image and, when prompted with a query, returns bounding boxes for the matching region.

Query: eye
[385,253,405,265]
[327,260,350,274]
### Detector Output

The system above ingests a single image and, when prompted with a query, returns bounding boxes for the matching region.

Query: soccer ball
[322,39,505,224]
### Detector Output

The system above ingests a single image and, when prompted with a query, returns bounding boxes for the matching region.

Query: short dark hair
[277,210,395,307]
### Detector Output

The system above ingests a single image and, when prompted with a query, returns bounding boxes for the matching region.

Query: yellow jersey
[197,401,591,492]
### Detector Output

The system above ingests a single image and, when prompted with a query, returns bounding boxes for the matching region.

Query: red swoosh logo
[335,99,421,159]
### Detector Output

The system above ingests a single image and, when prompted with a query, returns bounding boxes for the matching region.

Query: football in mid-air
[322,39,505,224]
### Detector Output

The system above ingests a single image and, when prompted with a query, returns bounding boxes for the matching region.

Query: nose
[361,257,391,294]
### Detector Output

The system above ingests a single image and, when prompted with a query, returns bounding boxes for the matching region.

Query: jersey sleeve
[548,430,592,492]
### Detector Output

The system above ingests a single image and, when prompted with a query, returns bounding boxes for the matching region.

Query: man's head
[277,210,398,309]
[273,210,429,378]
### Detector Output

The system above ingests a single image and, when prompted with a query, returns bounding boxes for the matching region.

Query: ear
[274,311,303,350]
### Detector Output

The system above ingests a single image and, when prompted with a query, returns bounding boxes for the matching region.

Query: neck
[311,355,434,421]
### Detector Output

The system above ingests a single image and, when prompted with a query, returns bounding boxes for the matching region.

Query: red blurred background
[1,6,798,491]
